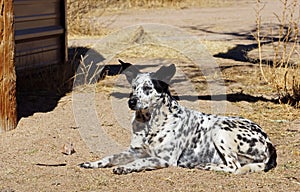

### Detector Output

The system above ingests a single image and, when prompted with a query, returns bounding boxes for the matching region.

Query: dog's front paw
[195,164,208,170]
[79,162,97,169]
[113,167,132,175]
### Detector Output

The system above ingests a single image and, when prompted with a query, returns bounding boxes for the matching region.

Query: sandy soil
[1,1,299,191]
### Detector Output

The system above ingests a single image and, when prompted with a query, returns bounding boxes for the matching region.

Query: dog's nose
[128,97,137,110]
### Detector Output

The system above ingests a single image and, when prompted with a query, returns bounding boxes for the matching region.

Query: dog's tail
[264,142,277,172]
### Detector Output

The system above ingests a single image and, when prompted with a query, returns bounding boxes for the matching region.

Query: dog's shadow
[111,91,278,104]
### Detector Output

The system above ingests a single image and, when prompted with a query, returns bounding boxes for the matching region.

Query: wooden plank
[0,0,17,132]
[14,0,66,71]
[15,26,64,41]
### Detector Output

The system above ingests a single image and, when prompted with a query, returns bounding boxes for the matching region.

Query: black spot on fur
[148,138,154,145]
[237,134,242,140]
[192,136,199,144]
[242,137,248,143]
[249,138,258,147]
[223,120,237,129]
[239,125,247,129]
[259,137,265,144]
[158,137,164,143]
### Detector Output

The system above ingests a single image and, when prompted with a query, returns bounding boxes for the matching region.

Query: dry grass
[255,0,300,107]
[67,0,116,36]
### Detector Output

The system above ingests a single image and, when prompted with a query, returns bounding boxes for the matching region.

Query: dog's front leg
[113,157,169,174]
[79,148,142,169]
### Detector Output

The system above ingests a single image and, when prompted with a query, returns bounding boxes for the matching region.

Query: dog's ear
[152,64,176,84]
[119,59,132,71]
[119,59,140,83]
[151,79,170,94]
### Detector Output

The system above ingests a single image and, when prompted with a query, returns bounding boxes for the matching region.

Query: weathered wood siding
[0,0,17,132]
[14,0,67,71]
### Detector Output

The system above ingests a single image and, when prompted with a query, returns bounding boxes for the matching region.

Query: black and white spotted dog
[80,60,277,174]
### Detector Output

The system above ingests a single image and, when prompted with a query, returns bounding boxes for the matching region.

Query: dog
[79,60,277,174]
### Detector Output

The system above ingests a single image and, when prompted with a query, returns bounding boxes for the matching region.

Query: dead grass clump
[67,0,110,36]
[72,54,104,91]
[255,0,300,107]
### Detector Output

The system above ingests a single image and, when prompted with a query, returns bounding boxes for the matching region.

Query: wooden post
[0,0,17,132]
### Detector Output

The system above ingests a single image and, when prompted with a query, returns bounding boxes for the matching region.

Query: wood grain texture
[0,0,17,132]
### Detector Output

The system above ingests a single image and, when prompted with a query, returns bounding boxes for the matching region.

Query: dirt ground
[1,1,300,191]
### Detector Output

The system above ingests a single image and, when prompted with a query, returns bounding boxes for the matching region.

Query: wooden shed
[0,0,67,132]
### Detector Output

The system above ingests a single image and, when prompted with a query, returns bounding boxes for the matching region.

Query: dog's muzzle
[128,96,138,110]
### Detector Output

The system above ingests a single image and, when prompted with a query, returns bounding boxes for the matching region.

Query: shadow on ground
[17,47,97,120]
[112,91,279,104]
[183,24,297,66]
[16,47,133,120]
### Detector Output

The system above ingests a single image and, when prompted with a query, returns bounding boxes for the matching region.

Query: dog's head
[119,60,176,111]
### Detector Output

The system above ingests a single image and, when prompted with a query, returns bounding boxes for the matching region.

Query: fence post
[0,0,17,132]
